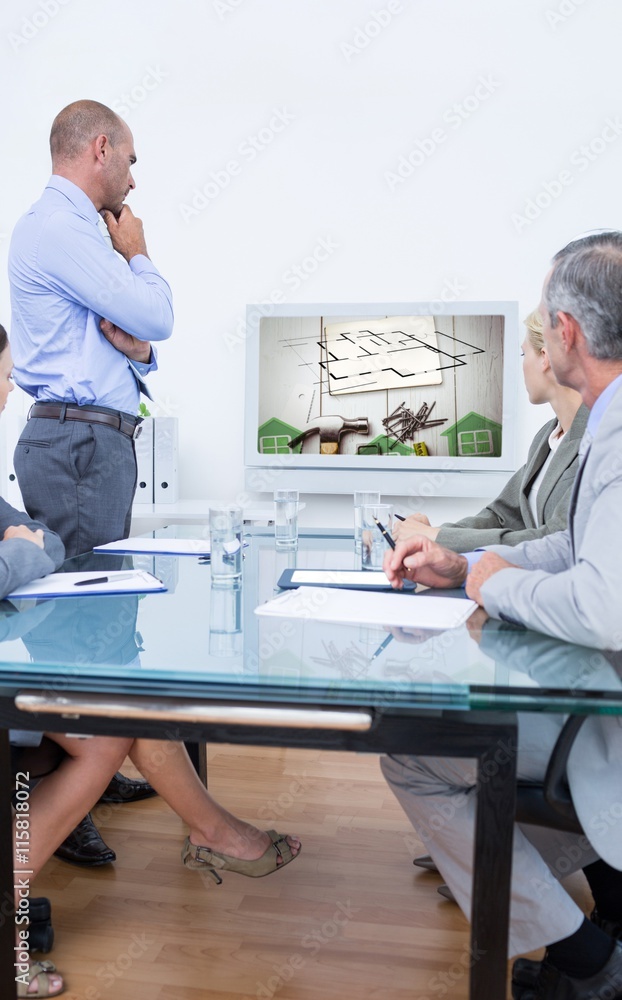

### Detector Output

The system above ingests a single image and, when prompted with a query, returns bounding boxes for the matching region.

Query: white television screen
[244,302,519,496]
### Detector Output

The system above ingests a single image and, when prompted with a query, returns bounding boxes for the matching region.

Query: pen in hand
[394,513,406,521]
[373,516,396,550]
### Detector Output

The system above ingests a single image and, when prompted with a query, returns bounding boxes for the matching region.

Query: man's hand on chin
[383,536,469,590]
[100,318,151,363]
[465,552,517,606]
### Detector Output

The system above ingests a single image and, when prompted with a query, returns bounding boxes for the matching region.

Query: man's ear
[93,133,109,164]
[555,311,579,353]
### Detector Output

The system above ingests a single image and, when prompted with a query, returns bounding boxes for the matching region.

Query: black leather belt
[29,402,142,440]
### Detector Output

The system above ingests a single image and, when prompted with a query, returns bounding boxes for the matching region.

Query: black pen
[74,572,138,587]
[370,633,394,661]
[394,513,406,521]
[373,516,396,550]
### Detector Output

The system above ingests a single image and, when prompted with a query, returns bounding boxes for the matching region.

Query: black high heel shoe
[28,897,54,953]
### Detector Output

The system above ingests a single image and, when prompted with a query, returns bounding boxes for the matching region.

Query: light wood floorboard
[33,745,593,1000]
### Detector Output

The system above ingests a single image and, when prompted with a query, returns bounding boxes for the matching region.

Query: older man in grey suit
[383,232,622,1000]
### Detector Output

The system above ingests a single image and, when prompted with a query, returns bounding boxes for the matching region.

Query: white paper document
[94,537,211,556]
[290,570,390,587]
[255,586,477,630]
[8,570,167,599]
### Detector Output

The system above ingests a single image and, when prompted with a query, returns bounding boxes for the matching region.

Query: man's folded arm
[38,212,173,342]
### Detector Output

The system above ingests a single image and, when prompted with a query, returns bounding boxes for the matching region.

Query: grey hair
[543,231,622,360]
[50,100,127,162]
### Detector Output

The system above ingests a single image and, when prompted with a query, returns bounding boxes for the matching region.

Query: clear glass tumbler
[209,505,243,584]
[274,489,299,549]
[353,491,381,554]
[360,502,394,570]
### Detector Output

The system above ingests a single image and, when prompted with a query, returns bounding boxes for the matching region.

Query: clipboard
[7,570,167,600]
[94,538,211,556]
[277,568,416,592]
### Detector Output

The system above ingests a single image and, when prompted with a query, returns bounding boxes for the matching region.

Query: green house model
[258,418,303,454]
[441,412,502,457]
[357,434,413,456]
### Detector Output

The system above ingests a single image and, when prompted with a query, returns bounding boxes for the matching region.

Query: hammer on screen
[288,416,369,454]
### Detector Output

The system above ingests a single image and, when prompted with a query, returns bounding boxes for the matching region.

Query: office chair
[414,714,587,885]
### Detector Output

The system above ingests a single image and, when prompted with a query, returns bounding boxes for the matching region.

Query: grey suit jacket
[481,380,622,650]
[0,495,65,599]
[478,623,622,869]
[436,406,589,552]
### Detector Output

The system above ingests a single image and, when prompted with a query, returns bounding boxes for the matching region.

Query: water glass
[274,489,299,549]
[353,491,381,554]
[209,581,243,657]
[209,505,243,584]
[360,503,394,570]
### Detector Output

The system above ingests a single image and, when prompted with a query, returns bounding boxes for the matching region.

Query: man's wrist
[132,343,152,363]
[456,554,469,586]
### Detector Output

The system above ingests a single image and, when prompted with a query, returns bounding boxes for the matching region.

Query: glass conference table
[1,527,621,1000]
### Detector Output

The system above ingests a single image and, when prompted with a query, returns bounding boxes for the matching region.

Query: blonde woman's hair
[524,309,544,352]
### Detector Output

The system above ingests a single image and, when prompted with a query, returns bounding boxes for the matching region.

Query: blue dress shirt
[9,176,174,413]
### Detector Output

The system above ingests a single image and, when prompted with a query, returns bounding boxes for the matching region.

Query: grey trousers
[15,416,137,559]
[381,712,599,957]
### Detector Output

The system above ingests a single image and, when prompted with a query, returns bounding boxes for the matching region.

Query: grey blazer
[481,380,622,650]
[0,496,64,598]
[436,406,589,552]
[478,623,622,870]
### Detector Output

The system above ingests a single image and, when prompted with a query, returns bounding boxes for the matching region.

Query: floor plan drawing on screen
[256,311,505,458]
[322,316,442,394]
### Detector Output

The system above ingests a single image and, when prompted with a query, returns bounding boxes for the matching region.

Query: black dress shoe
[99,771,157,803]
[512,909,622,999]
[514,941,622,999]
[28,897,54,953]
[54,813,116,867]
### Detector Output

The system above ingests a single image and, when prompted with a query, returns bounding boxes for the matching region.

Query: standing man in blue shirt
[9,99,174,559]
[8,99,171,867]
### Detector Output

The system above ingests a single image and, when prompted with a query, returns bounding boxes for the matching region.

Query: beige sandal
[181,829,300,885]
[17,960,64,998]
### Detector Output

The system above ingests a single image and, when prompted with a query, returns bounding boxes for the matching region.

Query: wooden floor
[35,745,593,1000]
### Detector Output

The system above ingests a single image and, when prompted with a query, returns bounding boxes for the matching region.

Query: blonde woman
[393,310,588,552]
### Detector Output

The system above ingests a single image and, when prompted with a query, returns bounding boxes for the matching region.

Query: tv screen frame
[244,301,520,497]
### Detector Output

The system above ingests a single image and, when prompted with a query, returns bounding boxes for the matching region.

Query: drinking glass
[209,505,243,584]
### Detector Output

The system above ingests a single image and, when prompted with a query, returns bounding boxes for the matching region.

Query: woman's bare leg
[128,739,300,861]
[13,734,132,996]
[18,734,133,877]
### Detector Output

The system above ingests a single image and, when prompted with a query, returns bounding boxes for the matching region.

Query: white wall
[1,0,621,527]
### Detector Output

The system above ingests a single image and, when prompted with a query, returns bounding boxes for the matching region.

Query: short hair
[0,324,7,356]
[523,309,544,353]
[50,100,127,162]
[543,231,622,360]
